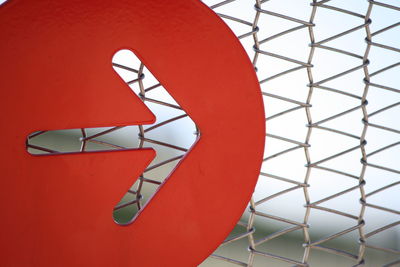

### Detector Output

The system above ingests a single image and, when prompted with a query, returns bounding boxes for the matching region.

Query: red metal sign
[0,0,264,266]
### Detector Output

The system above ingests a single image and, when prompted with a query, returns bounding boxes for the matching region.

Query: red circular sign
[0,0,264,266]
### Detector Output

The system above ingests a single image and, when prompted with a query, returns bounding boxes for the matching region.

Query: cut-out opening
[26,49,199,225]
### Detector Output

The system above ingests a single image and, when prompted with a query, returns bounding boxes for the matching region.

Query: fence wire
[205,0,399,266]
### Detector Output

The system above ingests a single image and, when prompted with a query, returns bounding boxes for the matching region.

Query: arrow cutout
[27,49,199,225]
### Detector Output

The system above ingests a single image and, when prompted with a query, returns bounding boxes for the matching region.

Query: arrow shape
[0,1,265,266]
[27,51,200,225]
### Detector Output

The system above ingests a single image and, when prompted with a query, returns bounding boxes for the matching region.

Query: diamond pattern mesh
[203,0,400,266]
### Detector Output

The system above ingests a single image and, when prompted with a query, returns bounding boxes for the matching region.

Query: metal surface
[0,1,264,266]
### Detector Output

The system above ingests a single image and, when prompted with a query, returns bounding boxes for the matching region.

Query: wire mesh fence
[203,0,399,266]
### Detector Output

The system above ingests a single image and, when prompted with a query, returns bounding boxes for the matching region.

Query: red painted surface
[0,0,265,266]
